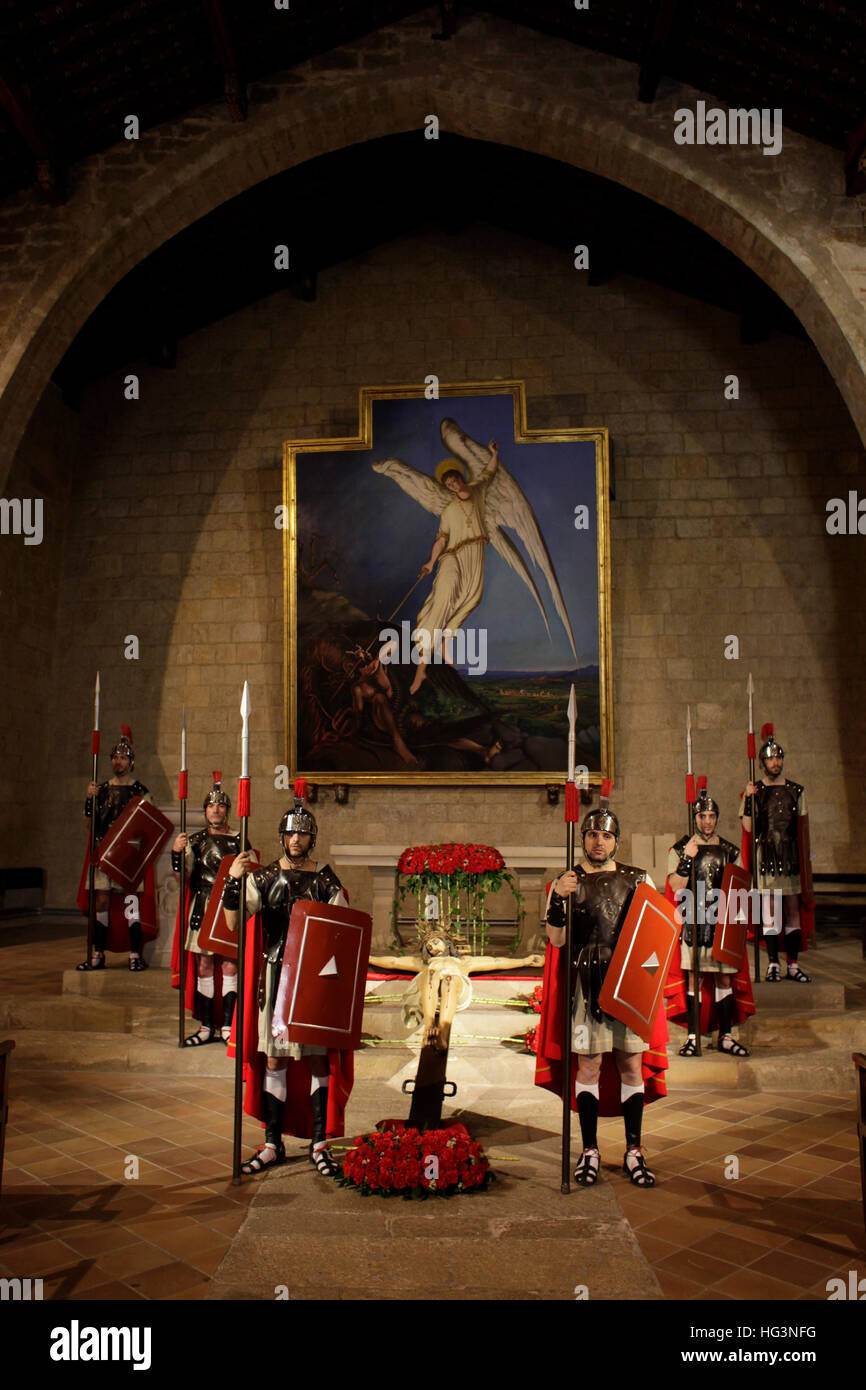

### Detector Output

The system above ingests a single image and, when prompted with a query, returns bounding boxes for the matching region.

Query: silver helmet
[759,723,784,767]
[581,778,619,854]
[279,779,317,853]
[203,771,230,813]
[110,727,135,770]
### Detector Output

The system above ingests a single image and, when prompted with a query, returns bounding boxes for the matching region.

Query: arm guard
[222,875,241,911]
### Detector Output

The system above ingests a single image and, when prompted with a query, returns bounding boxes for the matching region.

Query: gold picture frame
[283,380,612,785]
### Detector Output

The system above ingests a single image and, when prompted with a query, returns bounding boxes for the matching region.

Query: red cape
[227,911,354,1140]
[663,877,755,1031]
[76,843,157,952]
[740,827,815,949]
[533,938,669,1117]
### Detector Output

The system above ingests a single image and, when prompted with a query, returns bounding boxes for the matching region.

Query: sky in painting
[295,392,600,674]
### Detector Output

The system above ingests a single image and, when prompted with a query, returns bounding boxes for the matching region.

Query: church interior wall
[8,218,863,914]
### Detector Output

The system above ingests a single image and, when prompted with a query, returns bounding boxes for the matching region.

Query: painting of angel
[284,383,612,784]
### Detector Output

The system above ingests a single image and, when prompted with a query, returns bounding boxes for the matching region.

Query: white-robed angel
[373,418,579,694]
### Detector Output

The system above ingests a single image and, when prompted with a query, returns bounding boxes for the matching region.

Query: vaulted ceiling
[2,2,864,205]
[2,3,862,396]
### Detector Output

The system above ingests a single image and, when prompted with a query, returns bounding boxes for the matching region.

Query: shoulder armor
[786,779,804,799]
[616,863,646,885]
[672,835,690,854]
[316,863,344,898]
[719,837,740,861]
[132,781,148,796]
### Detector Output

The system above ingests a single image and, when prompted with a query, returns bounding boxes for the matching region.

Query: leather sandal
[765,963,781,982]
[241,1141,286,1175]
[573,1148,600,1186]
[128,956,148,972]
[76,955,105,971]
[183,1027,214,1047]
[786,964,812,983]
[310,1144,341,1178]
[717,1034,750,1057]
[678,1036,698,1056]
[623,1147,655,1187]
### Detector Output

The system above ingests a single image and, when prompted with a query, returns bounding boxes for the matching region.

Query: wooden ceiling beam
[0,72,65,204]
[638,0,681,105]
[433,1,458,41]
[201,0,247,122]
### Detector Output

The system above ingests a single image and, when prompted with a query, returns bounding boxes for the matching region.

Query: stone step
[9,1029,237,1075]
[62,966,173,1000]
[9,1022,860,1094]
[750,979,845,1012]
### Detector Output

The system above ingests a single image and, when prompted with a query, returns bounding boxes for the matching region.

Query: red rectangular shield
[597,882,680,1044]
[272,900,372,1051]
[712,862,753,968]
[195,849,261,961]
[96,798,173,891]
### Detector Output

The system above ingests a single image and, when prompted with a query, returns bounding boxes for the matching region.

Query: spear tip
[567,683,576,727]
[240,680,251,719]
[747,671,754,694]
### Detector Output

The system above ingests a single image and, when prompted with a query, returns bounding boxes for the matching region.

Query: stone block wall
[19,219,864,916]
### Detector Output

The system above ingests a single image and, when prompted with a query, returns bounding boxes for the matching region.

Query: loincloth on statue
[401,955,473,1032]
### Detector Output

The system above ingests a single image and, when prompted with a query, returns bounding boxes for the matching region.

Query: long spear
[232,681,251,1185]
[85,673,101,968]
[177,708,188,1048]
[561,684,578,1194]
[747,673,761,983]
[686,707,701,1055]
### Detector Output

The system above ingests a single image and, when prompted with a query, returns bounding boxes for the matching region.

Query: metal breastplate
[95,781,146,840]
[253,863,343,1009]
[572,866,639,955]
[571,864,644,1021]
[756,783,800,877]
[675,839,731,947]
[189,831,241,930]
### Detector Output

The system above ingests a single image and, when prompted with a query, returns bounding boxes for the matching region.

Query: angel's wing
[371,457,446,516]
[440,418,579,663]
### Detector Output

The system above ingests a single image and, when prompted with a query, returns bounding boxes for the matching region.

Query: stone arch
[1,34,865,487]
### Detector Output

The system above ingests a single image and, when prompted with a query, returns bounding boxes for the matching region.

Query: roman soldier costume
[665,793,755,1056]
[226,786,353,1178]
[740,725,815,982]
[76,727,158,970]
[170,775,241,1046]
[535,786,669,1189]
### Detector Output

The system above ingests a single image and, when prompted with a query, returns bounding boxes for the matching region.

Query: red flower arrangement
[397,843,505,876]
[524,1026,539,1055]
[393,841,524,954]
[528,984,544,1014]
[339,1122,492,1198]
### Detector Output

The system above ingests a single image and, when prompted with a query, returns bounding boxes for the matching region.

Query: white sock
[620,1082,644,1102]
[198,975,215,998]
[264,1069,287,1102]
[714,985,733,1002]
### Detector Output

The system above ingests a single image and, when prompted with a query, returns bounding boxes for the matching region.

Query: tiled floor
[2,1070,863,1300]
[0,1072,260,1300]
[601,1088,866,1300]
[1,919,864,1301]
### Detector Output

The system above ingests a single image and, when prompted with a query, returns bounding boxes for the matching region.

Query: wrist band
[222,877,241,910]
[171,850,182,872]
